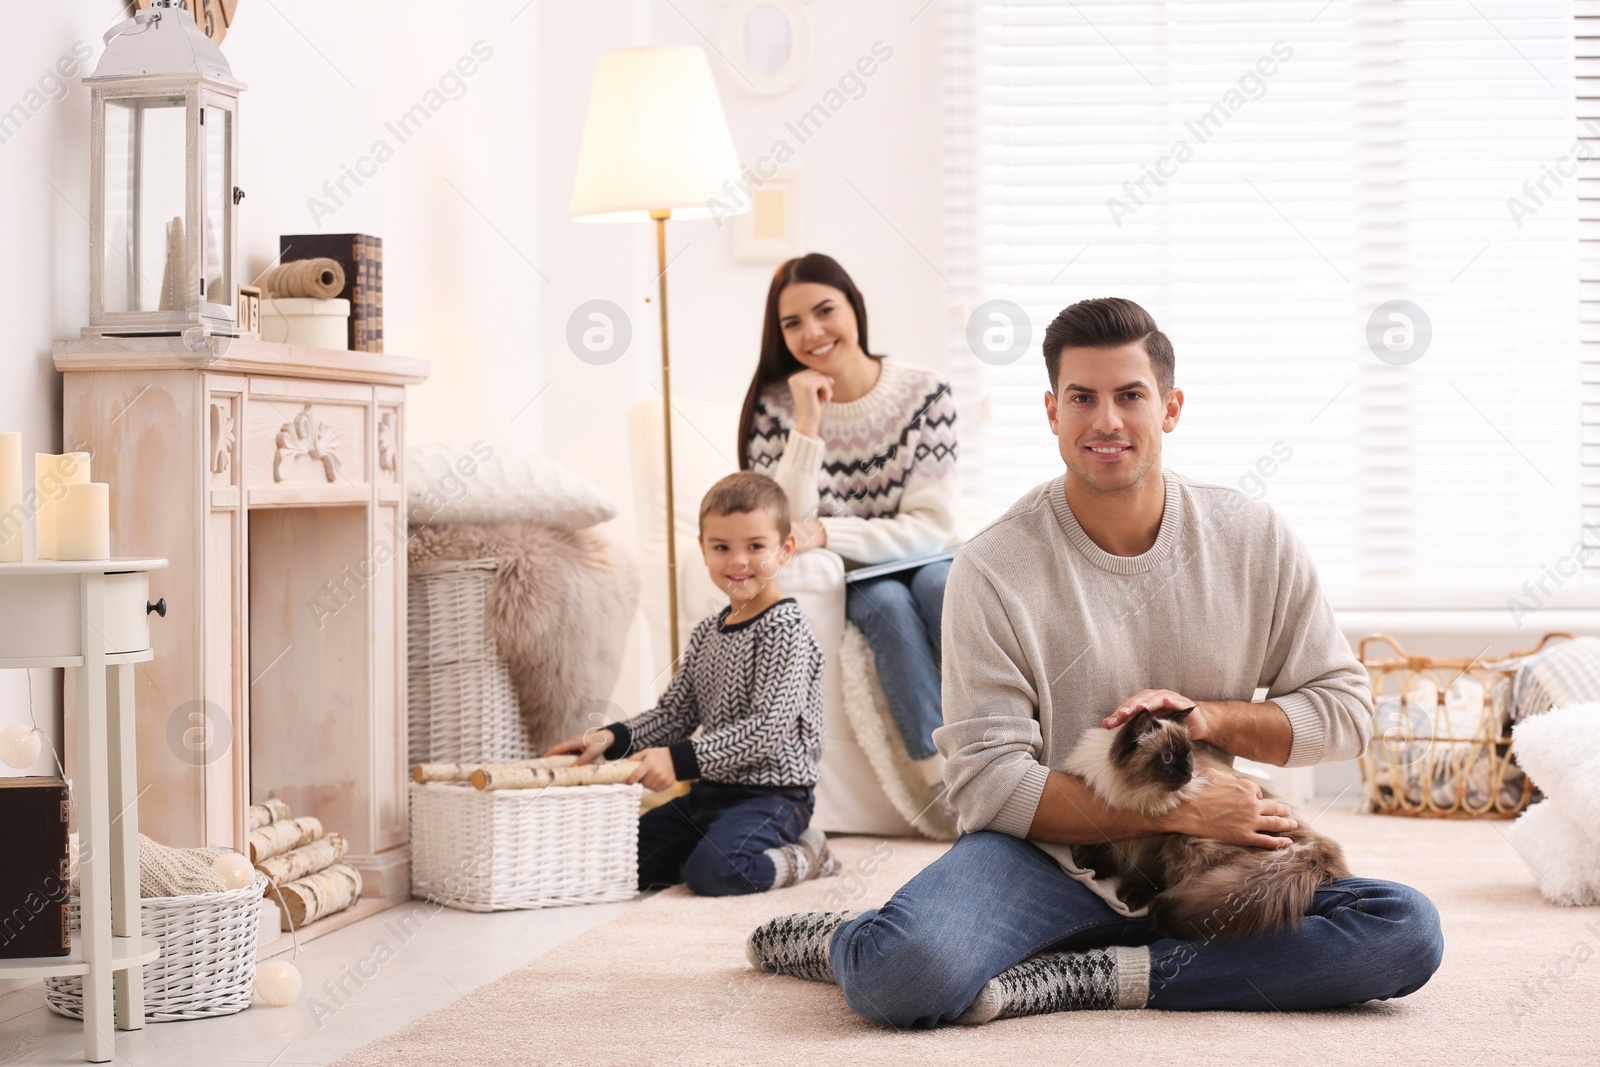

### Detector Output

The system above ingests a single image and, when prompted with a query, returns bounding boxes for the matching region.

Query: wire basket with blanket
[45,836,267,1022]
[1357,632,1577,818]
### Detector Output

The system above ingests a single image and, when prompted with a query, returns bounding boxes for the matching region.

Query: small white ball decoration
[211,850,256,891]
[255,959,302,1006]
[0,723,42,769]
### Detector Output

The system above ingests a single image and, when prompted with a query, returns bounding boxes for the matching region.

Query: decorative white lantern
[84,0,245,340]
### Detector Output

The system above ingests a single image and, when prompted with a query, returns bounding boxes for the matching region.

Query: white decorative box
[260,297,350,349]
[409,781,641,911]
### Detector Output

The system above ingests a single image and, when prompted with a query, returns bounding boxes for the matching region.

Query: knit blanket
[839,623,957,840]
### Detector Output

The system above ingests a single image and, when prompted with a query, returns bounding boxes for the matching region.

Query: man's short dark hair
[1041,297,1175,395]
[699,470,791,539]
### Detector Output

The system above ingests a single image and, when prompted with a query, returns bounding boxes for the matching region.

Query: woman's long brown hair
[736,253,883,470]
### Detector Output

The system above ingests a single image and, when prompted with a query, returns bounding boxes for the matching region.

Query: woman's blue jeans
[830,831,1444,1028]
[844,560,950,760]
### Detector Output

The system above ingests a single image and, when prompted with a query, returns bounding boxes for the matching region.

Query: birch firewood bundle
[412,755,579,784]
[248,815,324,864]
[255,833,347,888]
[246,797,293,831]
[471,761,640,791]
[276,863,363,928]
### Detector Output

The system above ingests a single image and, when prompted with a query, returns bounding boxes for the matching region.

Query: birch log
[412,755,579,784]
[246,797,293,831]
[276,863,363,928]
[255,833,347,888]
[471,761,639,791]
[248,815,324,864]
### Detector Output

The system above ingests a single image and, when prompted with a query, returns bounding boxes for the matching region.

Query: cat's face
[1110,708,1195,793]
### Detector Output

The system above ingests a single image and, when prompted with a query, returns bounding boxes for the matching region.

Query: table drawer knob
[147,598,167,618]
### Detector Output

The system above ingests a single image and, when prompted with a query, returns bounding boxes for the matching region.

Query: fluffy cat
[1063,707,1350,940]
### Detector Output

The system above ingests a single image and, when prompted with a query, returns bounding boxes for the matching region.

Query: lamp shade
[570,46,747,223]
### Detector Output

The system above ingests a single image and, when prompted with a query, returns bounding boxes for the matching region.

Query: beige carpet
[335,808,1598,1066]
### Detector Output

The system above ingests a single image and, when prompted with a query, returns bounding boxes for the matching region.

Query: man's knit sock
[954,946,1150,1024]
[764,827,837,888]
[745,910,861,983]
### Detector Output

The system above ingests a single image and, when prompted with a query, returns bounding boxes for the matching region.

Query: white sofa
[627,397,922,836]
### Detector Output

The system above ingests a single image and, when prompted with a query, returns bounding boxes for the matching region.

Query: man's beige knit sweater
[933,470,1373,914]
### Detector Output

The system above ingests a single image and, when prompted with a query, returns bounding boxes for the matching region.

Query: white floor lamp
[570,46,746,670]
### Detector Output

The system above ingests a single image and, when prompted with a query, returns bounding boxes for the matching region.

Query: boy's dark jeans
[636,781,815,896]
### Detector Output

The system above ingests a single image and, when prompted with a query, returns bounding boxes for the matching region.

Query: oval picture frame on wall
[135,0,239,47]
[717,0,814,96]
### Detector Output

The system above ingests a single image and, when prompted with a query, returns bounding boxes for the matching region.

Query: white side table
[0,559,167,1063]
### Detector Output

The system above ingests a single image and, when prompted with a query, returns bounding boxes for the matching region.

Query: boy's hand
[545,728,614,765]
[626,747,677,792]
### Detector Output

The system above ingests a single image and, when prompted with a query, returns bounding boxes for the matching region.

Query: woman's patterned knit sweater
[746,358,959,565]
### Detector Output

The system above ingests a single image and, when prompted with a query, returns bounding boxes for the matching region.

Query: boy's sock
[746,910,861,983]
[954,946,1149,1024]
[764,826,838,889]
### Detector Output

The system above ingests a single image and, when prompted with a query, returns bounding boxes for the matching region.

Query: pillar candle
[55,482,110,561]
[34,451,90,560]
[0,433,20,563]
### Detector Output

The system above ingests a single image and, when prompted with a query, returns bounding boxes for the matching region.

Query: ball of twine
[259,258,346,300]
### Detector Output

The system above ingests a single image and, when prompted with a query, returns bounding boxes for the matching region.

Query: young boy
[547,470,835,896]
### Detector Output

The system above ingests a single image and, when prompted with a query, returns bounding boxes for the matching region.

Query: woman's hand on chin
[787,369,834,438]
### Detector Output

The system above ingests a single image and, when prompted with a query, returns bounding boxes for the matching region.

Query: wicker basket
[45,875,267,1022]
[1356,632,1570,818]
[408,558,536,765]
[409,781,641,911]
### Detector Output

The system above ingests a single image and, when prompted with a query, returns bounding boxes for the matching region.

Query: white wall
[0,0,945,752]
[2,0,556,769]
[0,4,115,777]
[535,0,948,707]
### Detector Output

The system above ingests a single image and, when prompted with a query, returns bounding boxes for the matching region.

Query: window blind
[944,0,1582,602]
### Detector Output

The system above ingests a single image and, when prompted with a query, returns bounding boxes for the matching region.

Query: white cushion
[1507,800,1600,906]
[1512,702,1600,826]
[1508,703,1600,905]
[407,442,618,530]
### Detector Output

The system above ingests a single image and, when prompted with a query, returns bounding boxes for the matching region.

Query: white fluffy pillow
[1509,702,1600,905]
[407,442,618,531]
[1512,702,1600,819]
[1507,801,1600,906]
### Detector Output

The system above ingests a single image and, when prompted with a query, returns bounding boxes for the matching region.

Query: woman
[738,253,958,776]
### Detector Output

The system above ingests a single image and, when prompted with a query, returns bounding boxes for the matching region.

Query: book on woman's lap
[842,549,957,585]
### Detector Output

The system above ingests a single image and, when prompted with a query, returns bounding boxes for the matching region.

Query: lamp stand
[651,209,681,671]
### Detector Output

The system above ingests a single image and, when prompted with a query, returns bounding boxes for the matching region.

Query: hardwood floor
[0,895,642,1066]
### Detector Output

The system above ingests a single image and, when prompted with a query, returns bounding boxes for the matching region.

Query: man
[746,297,1443,1026]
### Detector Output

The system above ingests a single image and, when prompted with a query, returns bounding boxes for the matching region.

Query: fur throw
[1508,702,1600,905]
[409,522,638,749]
[839,624,957,841]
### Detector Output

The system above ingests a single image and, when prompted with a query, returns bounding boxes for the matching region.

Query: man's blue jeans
[830,831,1444,1027]
[844,560,950,760]
[636,781,814,896]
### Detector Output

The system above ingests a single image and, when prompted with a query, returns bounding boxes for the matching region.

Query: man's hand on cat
[1162,770,1298,849]
[1103,689,1212,739]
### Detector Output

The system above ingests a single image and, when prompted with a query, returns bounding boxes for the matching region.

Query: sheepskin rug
[409,522,638,749]
[1507,701,1600,905]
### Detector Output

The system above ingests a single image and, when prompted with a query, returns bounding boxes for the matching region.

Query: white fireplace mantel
[56,334,429,906]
